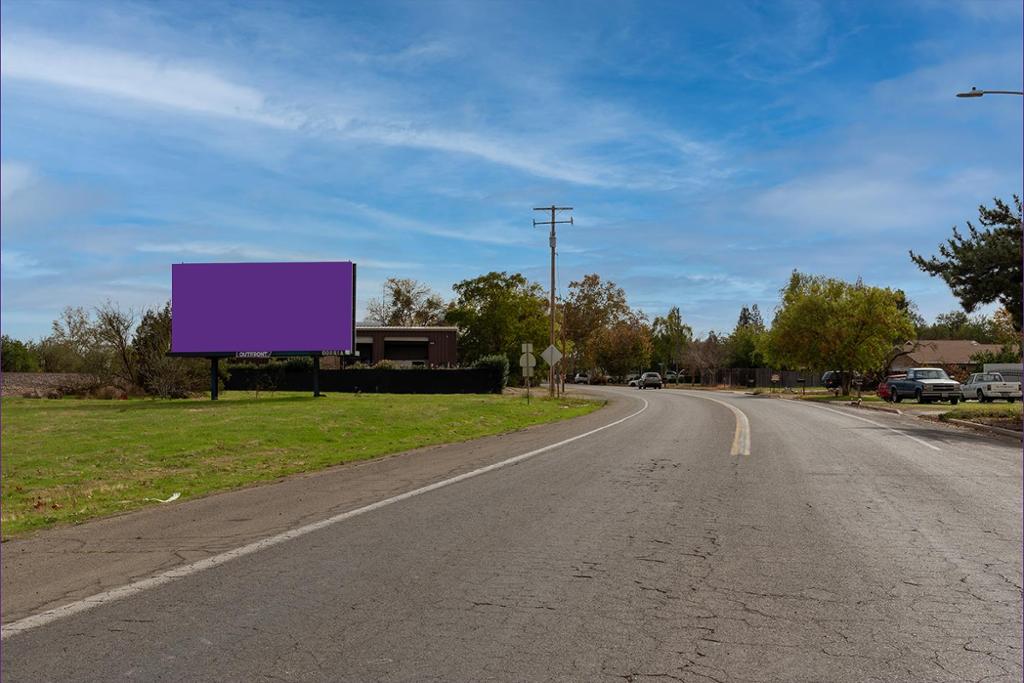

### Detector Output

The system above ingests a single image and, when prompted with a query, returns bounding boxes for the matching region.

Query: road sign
[519,353,537,368]
[522,366,534,378]
[522,343,533,353]
[540,345,562,366]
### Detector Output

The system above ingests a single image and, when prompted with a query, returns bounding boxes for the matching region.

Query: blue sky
[2,0,1022,340]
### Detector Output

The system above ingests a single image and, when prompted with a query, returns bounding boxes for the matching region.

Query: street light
[956,86,1024,98]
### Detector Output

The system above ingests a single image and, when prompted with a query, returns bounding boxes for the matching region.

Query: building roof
[899,339,1003,365]
[355,324,458,332]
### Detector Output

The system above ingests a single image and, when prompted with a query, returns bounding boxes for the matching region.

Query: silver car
[638,372,662,389]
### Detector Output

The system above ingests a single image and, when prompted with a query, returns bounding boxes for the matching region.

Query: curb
[849,401,902,415]
[772,395,904,414]
[943,418,1023,440]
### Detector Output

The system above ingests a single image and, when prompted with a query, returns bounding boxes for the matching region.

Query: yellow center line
[672,391,751,456]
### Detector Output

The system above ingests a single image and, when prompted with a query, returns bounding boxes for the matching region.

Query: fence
[680,368,825,389]
[225,367,503,394]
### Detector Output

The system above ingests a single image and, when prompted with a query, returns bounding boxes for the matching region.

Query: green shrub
[474,354,510,388]
[1,335,40,372]
[282,357,313,372]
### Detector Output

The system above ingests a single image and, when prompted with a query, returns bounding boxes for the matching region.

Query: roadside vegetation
[0,392,601,537]
[940,402,1022,433]
[791,393,884,403]
[940,402,1022,418]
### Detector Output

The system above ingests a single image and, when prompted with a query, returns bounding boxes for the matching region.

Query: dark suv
[821,370,859,390]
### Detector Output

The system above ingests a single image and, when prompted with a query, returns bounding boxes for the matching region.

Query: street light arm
[956,86,1024,98]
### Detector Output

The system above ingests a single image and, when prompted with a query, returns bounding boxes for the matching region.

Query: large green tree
[563,274,632,372]
[915,310,1001,343]
[652,306,692,374]
[445,272,549,374]
[910,196,1022,331]
[760,272,916,394]
[596,313,654,378]
[726,304,765,368]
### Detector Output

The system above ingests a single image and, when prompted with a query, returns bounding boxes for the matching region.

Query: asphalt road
[2,387,1021,682]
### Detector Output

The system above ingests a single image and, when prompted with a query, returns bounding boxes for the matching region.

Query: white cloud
[750,163,1004,234]
[0,161,104,230]
[0,33,725,189]
[0,250,58,279]
[135,241,419,271]
[1,34,296,128]
[0,161,36,201]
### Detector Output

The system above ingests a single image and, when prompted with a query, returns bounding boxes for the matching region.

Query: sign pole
[210,357,219,401]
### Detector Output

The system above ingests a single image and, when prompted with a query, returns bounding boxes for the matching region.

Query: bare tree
[94,301,138,388]
[367,278,446,326]
[684,332,728,385]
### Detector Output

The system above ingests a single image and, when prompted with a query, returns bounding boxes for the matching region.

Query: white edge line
[798,402,941,451]
[1,396,650,640]
[672,391,750,456]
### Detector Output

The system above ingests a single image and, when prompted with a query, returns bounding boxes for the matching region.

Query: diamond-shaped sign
[541,345,562,366]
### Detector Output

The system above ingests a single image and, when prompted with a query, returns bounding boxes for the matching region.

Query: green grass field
[0,392,601,537]
[940,401,1022,420]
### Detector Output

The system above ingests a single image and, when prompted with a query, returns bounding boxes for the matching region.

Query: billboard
[171,261,355,355]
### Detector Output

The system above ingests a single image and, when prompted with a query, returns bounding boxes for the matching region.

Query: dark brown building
[353,325,458,367]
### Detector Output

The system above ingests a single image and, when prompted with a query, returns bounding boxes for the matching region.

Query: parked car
[664,371,678,383]
[876,374,905,401]
[821,370,861,390]
[960,372,1021,403]
[625,373,641,387]
[638,372,663,389]
[887,368,961,404]
[573,372,590,385]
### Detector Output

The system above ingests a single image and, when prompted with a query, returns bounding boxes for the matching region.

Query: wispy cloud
[0,161,105,231]
[0,161,35,201]
[724,0,844,84]
[1,35,295,127]
[135,241,419,271]
[0,32,726,190]
[0,250,58,279]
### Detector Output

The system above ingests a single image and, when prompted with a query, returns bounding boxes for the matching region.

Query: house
[321,325,459,369]
[354,325,458,367]
[890,339,1003,373]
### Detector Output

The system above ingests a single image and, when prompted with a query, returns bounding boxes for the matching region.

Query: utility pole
[533,205,573,397]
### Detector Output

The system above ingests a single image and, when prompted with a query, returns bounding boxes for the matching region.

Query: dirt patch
[969,417,1023,432]
[1,373,99,397]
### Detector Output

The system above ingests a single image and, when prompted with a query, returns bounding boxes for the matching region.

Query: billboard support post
[313,356,321,397]
[210,358,220,401]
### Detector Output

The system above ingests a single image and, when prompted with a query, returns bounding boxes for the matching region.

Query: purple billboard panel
[171,262,355,354]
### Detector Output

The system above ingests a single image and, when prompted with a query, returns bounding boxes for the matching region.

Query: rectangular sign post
[520,347,537,404]
[211,357,219,401]
[169,261,356,399]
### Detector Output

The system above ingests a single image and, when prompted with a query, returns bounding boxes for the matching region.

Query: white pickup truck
[960,372,1021,403]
